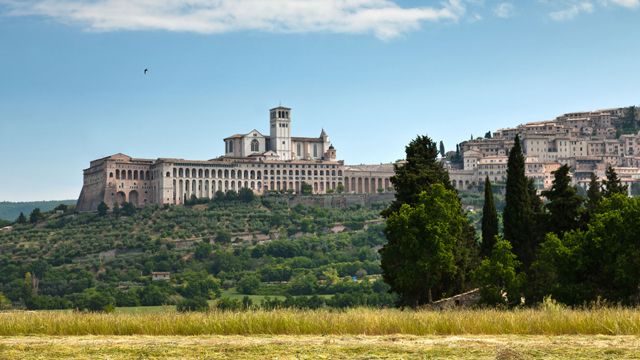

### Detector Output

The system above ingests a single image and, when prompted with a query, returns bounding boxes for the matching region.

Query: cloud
[603,0,640,8]
[549,2,594,20]
[493,2,514,17]
[0,0,469,40]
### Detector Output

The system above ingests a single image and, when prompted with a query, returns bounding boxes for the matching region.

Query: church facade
[77,106,396,212]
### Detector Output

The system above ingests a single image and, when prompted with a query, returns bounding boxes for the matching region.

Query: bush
[238,275,261,295]
[176,297,210,312]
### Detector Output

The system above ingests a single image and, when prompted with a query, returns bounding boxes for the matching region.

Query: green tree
[301,182,313,194]
[22,272,33,301]
[97,201,109,216]
[380,184,464,307]
[29,208,44,224]
[381,135,454,218]
[439,141,445,157]
[121,201,136,216]
[238,275,260,295]
[225,190,238,201]
[238,187,255,202]
[215,230,232,245]
[586,173,602,213]
[16,212,27,224]
[602,165,628,198]
[214,190,225,200]
[533,194,640,305]
[194,241,213,260]
[624,105,638,127]
[455,144,460,160]
[336,184,345,193]
[503,135,534,270]
[472,239,526,307]
[0,292,12,310]
[541,165,585,238]
[112,201,121,219]
[481,176,499,258]
[176,297,209,312]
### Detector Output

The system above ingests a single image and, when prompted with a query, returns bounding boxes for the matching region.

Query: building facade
[77,106,396,212]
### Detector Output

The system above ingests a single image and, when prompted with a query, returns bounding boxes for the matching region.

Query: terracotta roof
[152,272,170,275]
[270,106,291,110]
[223,134,245,140]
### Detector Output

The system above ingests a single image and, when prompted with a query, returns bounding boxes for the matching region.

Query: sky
[0,0,639,202]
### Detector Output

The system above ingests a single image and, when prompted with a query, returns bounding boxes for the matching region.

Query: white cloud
[493,2,515,17]
[0,0,469,40]
[603,0,640,8]
[549,2,594,20]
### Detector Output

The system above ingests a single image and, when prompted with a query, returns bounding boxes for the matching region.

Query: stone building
[77,106,395,212]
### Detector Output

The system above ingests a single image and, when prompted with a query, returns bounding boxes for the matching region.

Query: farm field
[0,334,637,359]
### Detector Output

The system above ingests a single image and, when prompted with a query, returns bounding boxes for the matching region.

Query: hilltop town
[447,106,639,194]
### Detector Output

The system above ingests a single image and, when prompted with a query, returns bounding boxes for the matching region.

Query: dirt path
[1,335,638,359]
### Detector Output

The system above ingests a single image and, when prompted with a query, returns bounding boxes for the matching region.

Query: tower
[269,106,292,160]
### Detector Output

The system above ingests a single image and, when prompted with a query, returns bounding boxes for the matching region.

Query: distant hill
[0,200,77,221]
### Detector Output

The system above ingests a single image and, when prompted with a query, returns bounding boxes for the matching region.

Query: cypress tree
[586,172,602,214]
[16,212,27,224]
[503,135,534,269]
[541,165,585,238]
[481,176,499,258]
[439,141,445,158]
[602,165,628,198]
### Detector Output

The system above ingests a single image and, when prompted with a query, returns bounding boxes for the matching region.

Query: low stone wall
[285,193,395,208]
[431,288,480,309]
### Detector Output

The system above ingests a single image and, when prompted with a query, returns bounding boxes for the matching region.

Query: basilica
[77,106,396,212]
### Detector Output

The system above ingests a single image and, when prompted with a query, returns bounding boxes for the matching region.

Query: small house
[152,272,170,281]
[0,226,13,232]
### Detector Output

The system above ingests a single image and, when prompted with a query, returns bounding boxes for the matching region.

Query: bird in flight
[144,68,148,74]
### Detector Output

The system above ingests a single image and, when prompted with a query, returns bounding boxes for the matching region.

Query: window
[313,145,317,157]
[297,144,301,156]
[251,139,259,152]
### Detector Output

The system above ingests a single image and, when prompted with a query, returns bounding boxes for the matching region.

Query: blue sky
[0,0,639,202]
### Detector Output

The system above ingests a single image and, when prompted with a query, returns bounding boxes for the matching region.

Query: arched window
[314,170,318,176]
[166,172,170,177]
[251,139,259,152]
[115,170,120,179]
[295,170,299,175]
[289,170,293,175]
[332,170,335,176]
[276,170,280,175]
[301,170,305,175]
[286,111,289,118]
[338,170,342,176]
[313,145,317,157]
[270,170,274,175]
[320,170,324,176]
[109,172,113,178]
[297,144,301,156]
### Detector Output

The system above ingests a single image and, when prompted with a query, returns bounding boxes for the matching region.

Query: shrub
[176,297,210,312]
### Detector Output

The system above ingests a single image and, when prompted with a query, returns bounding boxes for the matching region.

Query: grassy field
[0,334,637,359]
[2,306,640,336]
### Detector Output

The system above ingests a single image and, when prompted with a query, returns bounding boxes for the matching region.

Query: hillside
[0,196,397,311]
[0,200,77,222]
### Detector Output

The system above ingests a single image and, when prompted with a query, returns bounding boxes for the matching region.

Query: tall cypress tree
[439,141,445,158]
[541,165,585,238]
[586,172,602,214]
[481,176,499,258]
[503,135,534,269]
[602,165,628,198]
[16,212,27,224]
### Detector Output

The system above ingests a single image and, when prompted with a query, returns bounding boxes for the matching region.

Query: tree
[586,173,602,214]
[97,202,109,216]
[194,241,213,260]
[16,212,27,224]
[214,190,225,200]
[225,190,238,201]
[541,165,585,238]
[481,176,499,258]
[624,105,638,127]
[439,141,445,158]
[503,135,535,270]
[336,184,345,193]
[533,194,640,305]
[602,165,628,198]
[29,208,44,224]
[381,135,455,218]
[22,272,33,301]
[301,182,313,194]
[238,187,255,202]
[380,184,465,307]
[238,275,260,295]
[215,230,232,245]
[455,144,460,160]
[472,239,526,307]
[112,202,121,219]
[121,201,136,216]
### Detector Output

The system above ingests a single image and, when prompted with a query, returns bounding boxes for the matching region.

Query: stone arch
[257,181,262,189]
[179,168,184,177]
[385,178,390,190]
[295,181,300,193]
[109,172,113,178]
[344,177,349,192]
[320,170,324,176]
[117,191,126,203]
[244,170,248,179]
[277,170,281,175]
[314,182,318,192]
[231,170,236,179]
[358,178,363,194]
[127,170,132,180]
[338,170,342,176]
[218,169,222,178]
[224,170,229,179]
[257,171,262,179]
[185,168,190,178]
[179,180,184,204]
[352,178,356,193]
[251,181,255,189]
[204,169,209,178]
[295,170,299,176]
[115,170,120,179]
[250,170,255,179]
[129,190,139,206]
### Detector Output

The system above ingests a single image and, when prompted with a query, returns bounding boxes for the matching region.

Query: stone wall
[285,193,395,208]
[431,288,480,309]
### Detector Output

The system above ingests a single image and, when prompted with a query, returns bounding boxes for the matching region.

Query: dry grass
[1,335,639,359]
[1,306,640,336]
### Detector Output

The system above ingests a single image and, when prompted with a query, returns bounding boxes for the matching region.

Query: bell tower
[269,106,292,160]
